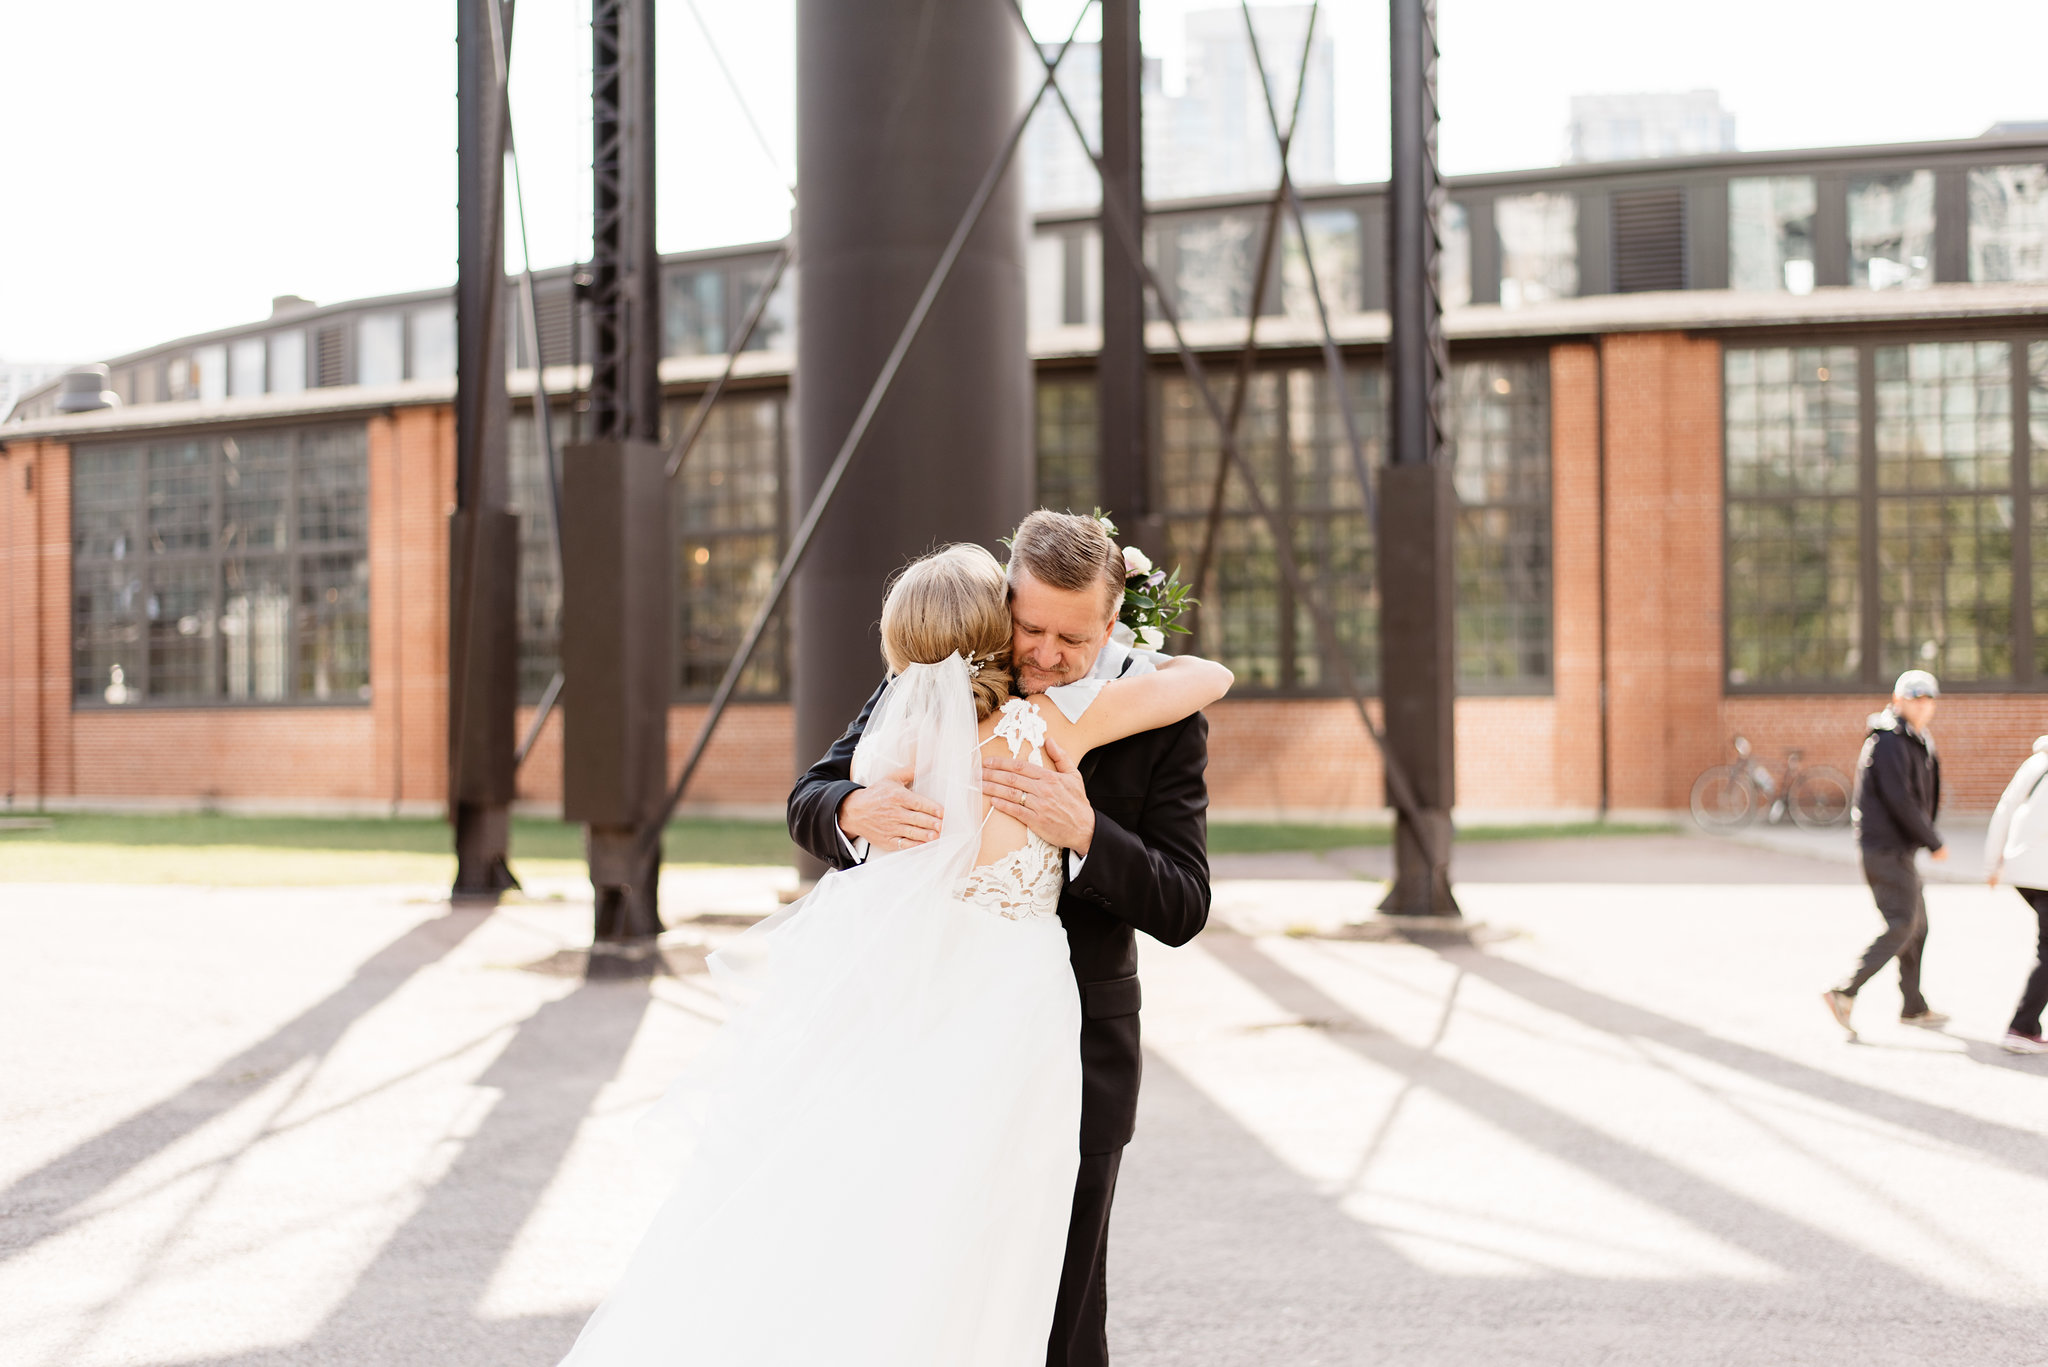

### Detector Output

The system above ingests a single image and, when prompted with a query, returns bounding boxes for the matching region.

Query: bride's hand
[839,767,945,851]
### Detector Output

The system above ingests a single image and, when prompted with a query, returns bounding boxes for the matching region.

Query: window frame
[1722,324,2047,695]
[1142,344,1555,700]
[69,418,373,711]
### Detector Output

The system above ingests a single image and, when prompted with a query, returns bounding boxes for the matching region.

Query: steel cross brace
[1008,0,1441,853]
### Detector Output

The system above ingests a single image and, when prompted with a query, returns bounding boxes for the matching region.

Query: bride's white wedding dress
[559,655,1079,1366]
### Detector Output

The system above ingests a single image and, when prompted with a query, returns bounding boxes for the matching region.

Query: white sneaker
[2003,1030,2048,1055]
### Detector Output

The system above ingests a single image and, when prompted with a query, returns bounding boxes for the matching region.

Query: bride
[557,542,1232,1366]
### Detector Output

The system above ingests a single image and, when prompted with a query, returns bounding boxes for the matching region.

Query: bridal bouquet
[1093,511,1197,653]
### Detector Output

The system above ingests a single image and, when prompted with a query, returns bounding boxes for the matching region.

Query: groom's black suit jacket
[785,671,1212,1155]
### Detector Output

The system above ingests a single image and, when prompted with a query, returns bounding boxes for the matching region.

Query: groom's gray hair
[1006,510,1123,621]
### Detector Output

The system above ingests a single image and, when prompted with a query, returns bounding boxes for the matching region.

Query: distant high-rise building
[1019,5,1336,211]
[1566,90,1736,164]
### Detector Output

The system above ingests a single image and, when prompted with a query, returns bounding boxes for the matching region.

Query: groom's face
[1009,569,1115,693]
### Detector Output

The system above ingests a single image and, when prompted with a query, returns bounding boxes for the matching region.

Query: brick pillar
[1600,333,1724,813]
[391,405,456,808]
[1548,342,1604,811]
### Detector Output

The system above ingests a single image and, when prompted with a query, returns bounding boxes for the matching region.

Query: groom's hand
[839,767,944,851]
[983,737,1096,856]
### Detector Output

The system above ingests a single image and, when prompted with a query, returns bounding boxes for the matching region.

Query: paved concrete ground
[2,837,2044,1366]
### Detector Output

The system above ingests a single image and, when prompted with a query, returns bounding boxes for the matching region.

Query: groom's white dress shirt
[838,634,1158,877]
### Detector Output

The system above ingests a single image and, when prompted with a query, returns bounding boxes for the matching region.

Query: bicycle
[1690,735,1852,831]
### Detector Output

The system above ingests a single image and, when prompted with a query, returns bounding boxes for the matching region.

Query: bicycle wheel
[1789,767,1852,828]
[1690,766,1756,830]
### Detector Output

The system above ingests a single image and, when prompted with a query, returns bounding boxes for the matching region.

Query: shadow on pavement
[96,971,657,1367]
[1212,834,1867,885]
[1119,933,2048,1365]
[0,906,493,1273]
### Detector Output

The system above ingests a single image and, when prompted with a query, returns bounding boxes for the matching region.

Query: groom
[786,509,1212,1366]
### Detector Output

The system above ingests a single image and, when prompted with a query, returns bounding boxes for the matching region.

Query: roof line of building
[11,284,2048,443]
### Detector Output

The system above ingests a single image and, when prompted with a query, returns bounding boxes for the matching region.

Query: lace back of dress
[953,698,1064,920]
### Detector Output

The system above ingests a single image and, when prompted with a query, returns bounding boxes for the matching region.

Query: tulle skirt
[558,843,1082,1367]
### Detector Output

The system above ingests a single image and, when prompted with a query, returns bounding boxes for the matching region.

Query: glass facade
[1848,171,1935,290]
[1135,355,1551,694]
[71,424,371,706]
[1970,164,2048,283]
[1727,337,2048,691]
[1496,193,1578,307]
[1729,176,1817,294]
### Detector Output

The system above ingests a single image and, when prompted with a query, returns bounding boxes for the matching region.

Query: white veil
[635,653,987,1173]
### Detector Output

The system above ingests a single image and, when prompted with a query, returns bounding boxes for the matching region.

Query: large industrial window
[1496,193,1578,307]
[1145,354,1551,695]
[1726,336,2048,692]
[1969,164,2048,284]
[1848,171,1934,291]
[1450,355,1552,687]
[509,392,790,705]
[508,407,568,702]
[1728,176,1817,294]
[672,394,787,698]
[71,424,371,706]
[1034,376,1099,515]
[1724,347,1862,686]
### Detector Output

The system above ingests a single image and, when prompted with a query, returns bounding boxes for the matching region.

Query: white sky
[2,0,2043,362]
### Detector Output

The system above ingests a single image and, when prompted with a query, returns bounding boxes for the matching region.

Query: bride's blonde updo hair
[879,543,1016,719]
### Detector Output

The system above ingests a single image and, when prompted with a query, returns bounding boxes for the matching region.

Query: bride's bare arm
[1064,655,1233,756]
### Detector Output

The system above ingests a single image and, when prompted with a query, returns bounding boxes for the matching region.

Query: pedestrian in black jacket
[1823,669,1949,1038]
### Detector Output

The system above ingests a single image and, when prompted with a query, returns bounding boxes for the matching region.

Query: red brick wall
[1549,342,1604,810]
[1719,694,2048,816]
[1601,332,1725,812]
[0,439,69,805]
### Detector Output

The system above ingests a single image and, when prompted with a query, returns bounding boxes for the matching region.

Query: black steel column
[792,0,1031,879]
[1097,0,1149,535]
[1380,0,1457,915]
[563,0,670,946]
[451,0,520,899]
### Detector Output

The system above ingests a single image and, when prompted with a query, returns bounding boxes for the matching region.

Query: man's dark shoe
[1900,1009,1950,1029]
[1822,989,1855,1035]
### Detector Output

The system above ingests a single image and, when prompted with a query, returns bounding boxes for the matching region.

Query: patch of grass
[1207,819,1676,855]
[0,811,797,885]
[0,810,1677,885]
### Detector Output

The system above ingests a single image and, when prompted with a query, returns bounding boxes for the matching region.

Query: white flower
[1135,625,1166,652]
[1122,545,1153,577]
[1095,513,1119,537]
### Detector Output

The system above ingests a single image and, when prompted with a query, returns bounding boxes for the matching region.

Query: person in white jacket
[1983,737,2048,1054]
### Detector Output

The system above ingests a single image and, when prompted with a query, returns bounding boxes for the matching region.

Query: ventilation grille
[1612,189,1687,293]
[535,290,576,368]
[312,323,350,387]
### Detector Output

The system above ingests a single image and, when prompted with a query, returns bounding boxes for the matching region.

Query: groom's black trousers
[1047,1148,1122,1367]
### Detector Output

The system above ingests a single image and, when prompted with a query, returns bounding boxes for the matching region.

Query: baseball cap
[1893,669,1940,699]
